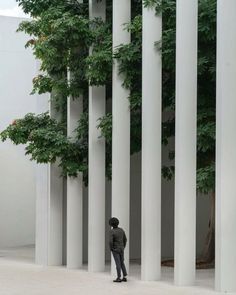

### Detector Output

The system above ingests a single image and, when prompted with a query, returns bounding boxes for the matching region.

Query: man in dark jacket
[109,217,128,283]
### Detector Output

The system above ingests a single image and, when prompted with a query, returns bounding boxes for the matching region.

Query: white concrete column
[47,101,63,266]
[67,94,83,269]
[141,4,162,281]
[215,0,236,292]
[35,90,49,265]
[174,0,198,286]
[35,164,48,265]
[88,0,106,272]
[112,0,131,273]
[66,0,84,269]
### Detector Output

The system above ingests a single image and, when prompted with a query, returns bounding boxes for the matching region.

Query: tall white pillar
[174,0,198,286]
[48,101,63,266]
[141,4,162,281]
[112,0,131,273]
[67,94,83,269]
[66,0,84,269]
[88,0,106,273]
[215,0,236,292]
[35,90,49,265]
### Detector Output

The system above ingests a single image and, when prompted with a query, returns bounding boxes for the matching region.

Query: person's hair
[109,217,119,228]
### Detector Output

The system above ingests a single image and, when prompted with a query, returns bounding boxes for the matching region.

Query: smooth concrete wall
[0,16,37,248]
[129,151,211,260]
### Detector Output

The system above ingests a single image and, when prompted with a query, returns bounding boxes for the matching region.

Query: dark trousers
[112,250,127,278]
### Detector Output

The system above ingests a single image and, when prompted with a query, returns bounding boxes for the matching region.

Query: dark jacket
[109,227,127,252]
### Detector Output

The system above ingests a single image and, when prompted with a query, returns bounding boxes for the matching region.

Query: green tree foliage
[1,0,216,196]
[1,113,87,178]
[143,0,216,194]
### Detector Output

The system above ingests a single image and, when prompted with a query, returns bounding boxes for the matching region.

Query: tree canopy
[1,0,216,193]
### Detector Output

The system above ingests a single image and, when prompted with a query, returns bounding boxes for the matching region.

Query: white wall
[0,16,37,248]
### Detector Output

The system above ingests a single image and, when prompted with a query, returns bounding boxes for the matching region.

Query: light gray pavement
[0,246,235,295]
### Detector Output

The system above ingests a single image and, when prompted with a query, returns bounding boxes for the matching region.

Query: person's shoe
[122,277,127,282]
[113,278,122,283]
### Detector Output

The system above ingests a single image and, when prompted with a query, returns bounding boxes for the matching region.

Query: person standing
[109,217,128,283]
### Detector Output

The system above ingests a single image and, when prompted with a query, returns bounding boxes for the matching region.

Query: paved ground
[0,246,235,295]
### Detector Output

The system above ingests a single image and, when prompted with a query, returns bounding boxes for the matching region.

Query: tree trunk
[200,191,215,264]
